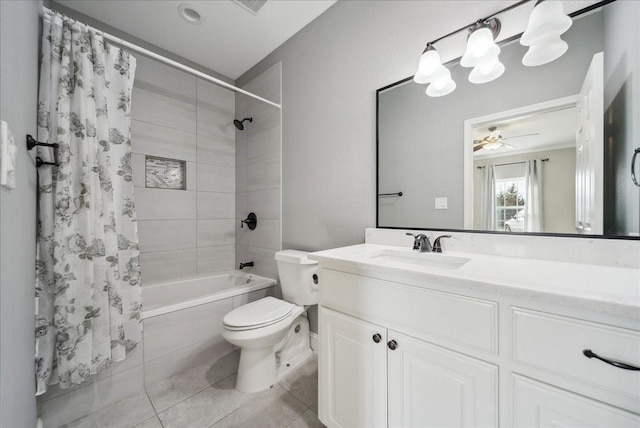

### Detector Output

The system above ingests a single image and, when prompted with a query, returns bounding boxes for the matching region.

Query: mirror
[377,1,639,238]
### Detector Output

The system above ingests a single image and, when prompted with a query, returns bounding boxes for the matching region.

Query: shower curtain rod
[44,7,281,109]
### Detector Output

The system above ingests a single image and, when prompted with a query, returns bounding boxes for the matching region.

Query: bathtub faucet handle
[239,261,254,270]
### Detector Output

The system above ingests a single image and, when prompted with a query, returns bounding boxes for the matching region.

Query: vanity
[310,232,640,428]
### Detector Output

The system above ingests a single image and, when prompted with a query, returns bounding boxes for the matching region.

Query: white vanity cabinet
[313,250,640,428]
[318,269,500,428]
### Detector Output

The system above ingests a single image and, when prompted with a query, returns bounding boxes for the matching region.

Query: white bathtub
[142,271,277,319]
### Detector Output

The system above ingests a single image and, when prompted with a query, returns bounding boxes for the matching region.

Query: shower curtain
[481,164,496,230]
[524,160,543,232]
[35,10,141,395]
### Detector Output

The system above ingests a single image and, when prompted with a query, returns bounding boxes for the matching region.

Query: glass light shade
[483,141,503,150]
[522,37,568,66]
[414,47,447,84]
[469,58,505,84]
[426,69,456,97]
[461,27,500,68]
[521,1,572,46]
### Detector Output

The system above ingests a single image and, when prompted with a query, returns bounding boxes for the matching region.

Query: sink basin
[367,249,470,270]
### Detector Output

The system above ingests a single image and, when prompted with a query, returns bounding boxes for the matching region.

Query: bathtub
[140,271,277,387]
[142,271,277,319]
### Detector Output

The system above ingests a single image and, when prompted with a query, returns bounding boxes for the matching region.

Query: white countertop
[309,243,640,320]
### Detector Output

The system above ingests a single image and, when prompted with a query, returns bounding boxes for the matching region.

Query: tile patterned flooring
[61,352,323,428]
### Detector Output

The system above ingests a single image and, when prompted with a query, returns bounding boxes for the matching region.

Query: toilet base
[234,314,312,393]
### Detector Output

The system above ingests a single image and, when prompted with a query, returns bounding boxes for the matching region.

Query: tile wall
[236,63,283,281]
[132,55,237,285]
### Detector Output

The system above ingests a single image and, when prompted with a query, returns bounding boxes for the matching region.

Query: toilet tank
[274,250,319,306]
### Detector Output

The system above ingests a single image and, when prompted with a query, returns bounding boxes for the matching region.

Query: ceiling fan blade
[501,132,540,141]
[473,145,485,152]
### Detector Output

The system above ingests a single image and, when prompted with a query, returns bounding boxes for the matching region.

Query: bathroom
[0,0,638,427]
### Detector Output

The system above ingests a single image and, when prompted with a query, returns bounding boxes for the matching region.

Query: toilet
[222,250,319,393]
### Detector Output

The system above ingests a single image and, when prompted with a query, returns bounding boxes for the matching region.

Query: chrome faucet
[432,235,452,253]
[406,233,432,252]
[239,261,254,270]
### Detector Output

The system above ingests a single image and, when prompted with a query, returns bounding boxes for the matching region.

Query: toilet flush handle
[310,269,320,290]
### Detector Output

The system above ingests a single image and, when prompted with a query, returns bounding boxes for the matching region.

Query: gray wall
[236,0,606,252]
[378,11,602,229]
[0,1,40,426]
[131,55,238,285]
[603,0,640,237]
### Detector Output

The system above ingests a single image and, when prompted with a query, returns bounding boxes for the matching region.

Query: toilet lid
[223,297,294,330]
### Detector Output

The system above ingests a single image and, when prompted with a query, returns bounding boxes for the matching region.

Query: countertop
[309,243,640,320]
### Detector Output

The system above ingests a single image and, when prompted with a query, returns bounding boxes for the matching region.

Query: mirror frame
[375,0,638,241]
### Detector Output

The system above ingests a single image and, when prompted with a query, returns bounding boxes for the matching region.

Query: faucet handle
[432,235,452,253]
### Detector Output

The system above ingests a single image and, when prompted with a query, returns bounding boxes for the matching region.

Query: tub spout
[239,261,254,270]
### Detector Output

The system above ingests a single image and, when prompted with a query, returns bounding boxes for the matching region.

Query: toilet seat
[223,297,294,331]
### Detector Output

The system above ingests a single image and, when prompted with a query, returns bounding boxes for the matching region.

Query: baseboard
[309,332,319,353]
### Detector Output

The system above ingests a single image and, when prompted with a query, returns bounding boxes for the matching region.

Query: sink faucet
[406,233,432,252]
[432,235,452,253]
[239,261,254,270]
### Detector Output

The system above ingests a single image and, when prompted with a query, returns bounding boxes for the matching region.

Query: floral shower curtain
[35,10,142,395]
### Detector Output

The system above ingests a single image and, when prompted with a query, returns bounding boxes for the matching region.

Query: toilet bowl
[221,250,319,393]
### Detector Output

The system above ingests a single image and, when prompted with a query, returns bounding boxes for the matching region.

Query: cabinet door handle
[387,340,398,350]
[583,349,640,371]
[632,148,640,187]
[372,334,382,343]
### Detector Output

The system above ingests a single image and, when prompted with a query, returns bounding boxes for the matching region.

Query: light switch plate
[435,197,448,210]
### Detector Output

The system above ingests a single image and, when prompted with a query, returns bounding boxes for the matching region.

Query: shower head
[233,117,253,131]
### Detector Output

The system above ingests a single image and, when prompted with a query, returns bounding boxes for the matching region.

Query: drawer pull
[372,334,382,343]
[388,340,398,350]
[583,349,640,371]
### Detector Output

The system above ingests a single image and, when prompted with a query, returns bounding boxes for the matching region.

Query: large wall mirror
[377,0,639,239]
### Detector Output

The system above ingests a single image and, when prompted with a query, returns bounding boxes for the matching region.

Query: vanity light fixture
[520,0,573,66]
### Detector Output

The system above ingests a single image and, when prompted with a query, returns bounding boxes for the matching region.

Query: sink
[367,249,470,270]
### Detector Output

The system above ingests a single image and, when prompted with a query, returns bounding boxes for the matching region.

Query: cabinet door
[319,307,387,428]
[512,374,640,427]
[387,330,498,428]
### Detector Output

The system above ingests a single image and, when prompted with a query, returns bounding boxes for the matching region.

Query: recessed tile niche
[145,155,186,190]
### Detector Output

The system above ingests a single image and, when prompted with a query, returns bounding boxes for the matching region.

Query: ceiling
[473,106,578,159]
[55,0,337,80]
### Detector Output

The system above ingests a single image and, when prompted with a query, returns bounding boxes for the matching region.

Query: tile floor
[60,351,323,428]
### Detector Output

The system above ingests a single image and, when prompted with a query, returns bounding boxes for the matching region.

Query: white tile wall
[135,189,196,220]
[132,120,197,162]
[135,55,196,103]
[197,134,235,167]
[234,63,282,279]
[247,157,280,191]
[197,245,235,274]
[197,163,235,193]
[197,192,235,219]
[138,220,197,253]
[131,63,237,286]
[197,219,236,247]
[132,88,196,132]
[139,249,198,285]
